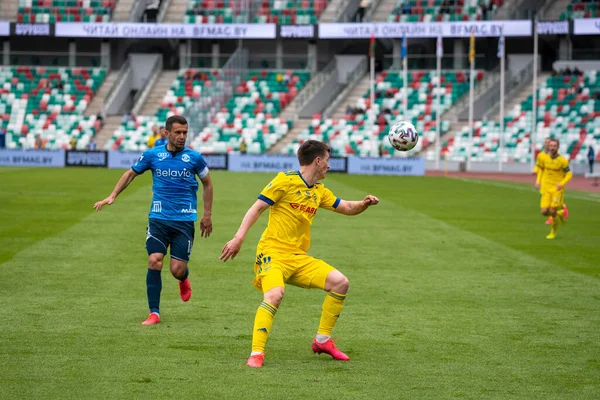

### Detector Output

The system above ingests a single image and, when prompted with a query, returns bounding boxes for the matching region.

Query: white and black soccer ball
[388,121,419,151]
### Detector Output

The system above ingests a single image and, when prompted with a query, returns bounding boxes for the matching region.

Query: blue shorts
[146,219,195,262]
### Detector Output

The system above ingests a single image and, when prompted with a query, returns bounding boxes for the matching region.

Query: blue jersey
[154,137,167,147]
[131,145,209,222]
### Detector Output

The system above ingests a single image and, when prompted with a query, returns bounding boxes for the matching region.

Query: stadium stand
[282,69,482,157]
[17,0,117,23]
[0,67,105,149]
[106,69,310,153]
[434,70,600,164]
[387,0,503,22]
[561,1,600,20]
[184,0,328,24]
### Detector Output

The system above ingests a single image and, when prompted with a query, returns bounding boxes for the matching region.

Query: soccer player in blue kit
[94,116,214,325]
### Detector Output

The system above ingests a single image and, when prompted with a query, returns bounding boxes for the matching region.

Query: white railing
[132,56,163,115]
[483,60,535,120]
[323,56,368,118]
[157,0,172,22]
[104,60,132,116]
[295,58,337,112]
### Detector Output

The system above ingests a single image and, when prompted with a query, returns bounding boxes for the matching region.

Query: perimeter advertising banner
[228,154,348,173]
[0,149,65,167]
[107,151,228,170]
[318,20,532,38]
[54,22,276,39]
[347,157,425,176]
[0,22,11,36]
[573,18,600,35]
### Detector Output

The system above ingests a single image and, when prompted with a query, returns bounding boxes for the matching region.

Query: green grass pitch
[1,167,599,399]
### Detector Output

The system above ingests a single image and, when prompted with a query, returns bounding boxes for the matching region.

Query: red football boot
[312,339,350,361]
[179,278,192,302]
[246,353,265,368]
[141,312,160,325]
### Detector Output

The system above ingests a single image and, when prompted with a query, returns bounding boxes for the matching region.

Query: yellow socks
[317,292,347,337]
[251,301,277,354]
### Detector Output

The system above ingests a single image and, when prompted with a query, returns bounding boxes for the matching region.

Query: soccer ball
[388,121,419,151]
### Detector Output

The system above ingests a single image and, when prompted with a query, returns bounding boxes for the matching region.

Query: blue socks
[146,269,162,314]
[179,267,189,282]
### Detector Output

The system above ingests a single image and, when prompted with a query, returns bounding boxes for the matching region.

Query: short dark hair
[166,116,188,132]
[549,138,560,147]
[297,140,330,166]
[159,126,165,130]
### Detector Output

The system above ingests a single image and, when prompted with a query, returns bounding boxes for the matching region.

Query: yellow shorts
[540,188,564,209]
[253,246,336,293]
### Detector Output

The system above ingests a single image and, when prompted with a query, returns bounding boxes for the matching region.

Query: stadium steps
[419,120,469,157]
[95,115,123,149]
[85,71,119,117]
[320,0,346,22]
[266,93,302,153]
[268,118,312,154]
[331,74,372,119]
[164,0,188,22]
[113,0,137,22]
[0,0,18,21]
[372,0,397,22]
[138,70,180,117]
[487,72,552,122]
[541,0,570,19]
[492,0,519,19]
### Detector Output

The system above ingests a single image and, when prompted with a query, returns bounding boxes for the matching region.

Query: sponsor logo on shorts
[290,203,317,215]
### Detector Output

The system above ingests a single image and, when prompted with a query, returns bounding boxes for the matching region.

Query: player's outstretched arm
[93,169,139,211]
[334,195,379,216]
[199,174,214,238]
[220,200,270,262]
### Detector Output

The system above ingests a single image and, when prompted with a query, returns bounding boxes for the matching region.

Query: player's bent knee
[148,253,164,270]
[264,286,284,308]
[325,270,350,294]
[170,259,187,279]
[541,208,549,216]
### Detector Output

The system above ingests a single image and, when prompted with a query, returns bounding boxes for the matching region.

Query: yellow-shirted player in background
[220,140,379,368]
[536,138,572,239]
[535,137,568,225]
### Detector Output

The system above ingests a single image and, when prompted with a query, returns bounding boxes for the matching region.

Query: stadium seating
[282,70,481,157]
[184,0,329,24]
[106,70,310,153]
[434,71,600,164]
[560,1,600,20]
[388,0,502,22]
[17,0,117,23]
[0,67,105,150]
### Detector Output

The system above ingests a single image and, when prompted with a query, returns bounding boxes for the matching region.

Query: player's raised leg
[170,258,191,302]
[169,223,195,302]
[143,253,164,325]
[312,270,350,361]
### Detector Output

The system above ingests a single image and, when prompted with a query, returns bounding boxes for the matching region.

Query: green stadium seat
[433,70,600,164]
[282,69,476,158]
[1,66,106,150]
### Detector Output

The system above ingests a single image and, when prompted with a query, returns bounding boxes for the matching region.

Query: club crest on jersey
[290,203,317,215]
[182,154,191,163]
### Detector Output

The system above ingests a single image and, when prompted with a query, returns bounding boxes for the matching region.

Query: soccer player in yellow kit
[220,140,379,368]
[535,137,568,224]
[537,138,572,239]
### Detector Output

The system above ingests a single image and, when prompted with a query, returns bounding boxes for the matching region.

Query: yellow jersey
[534,151,549,174]
[147,134,160,148]
[258,170,340,253]
[540,154,572,188]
